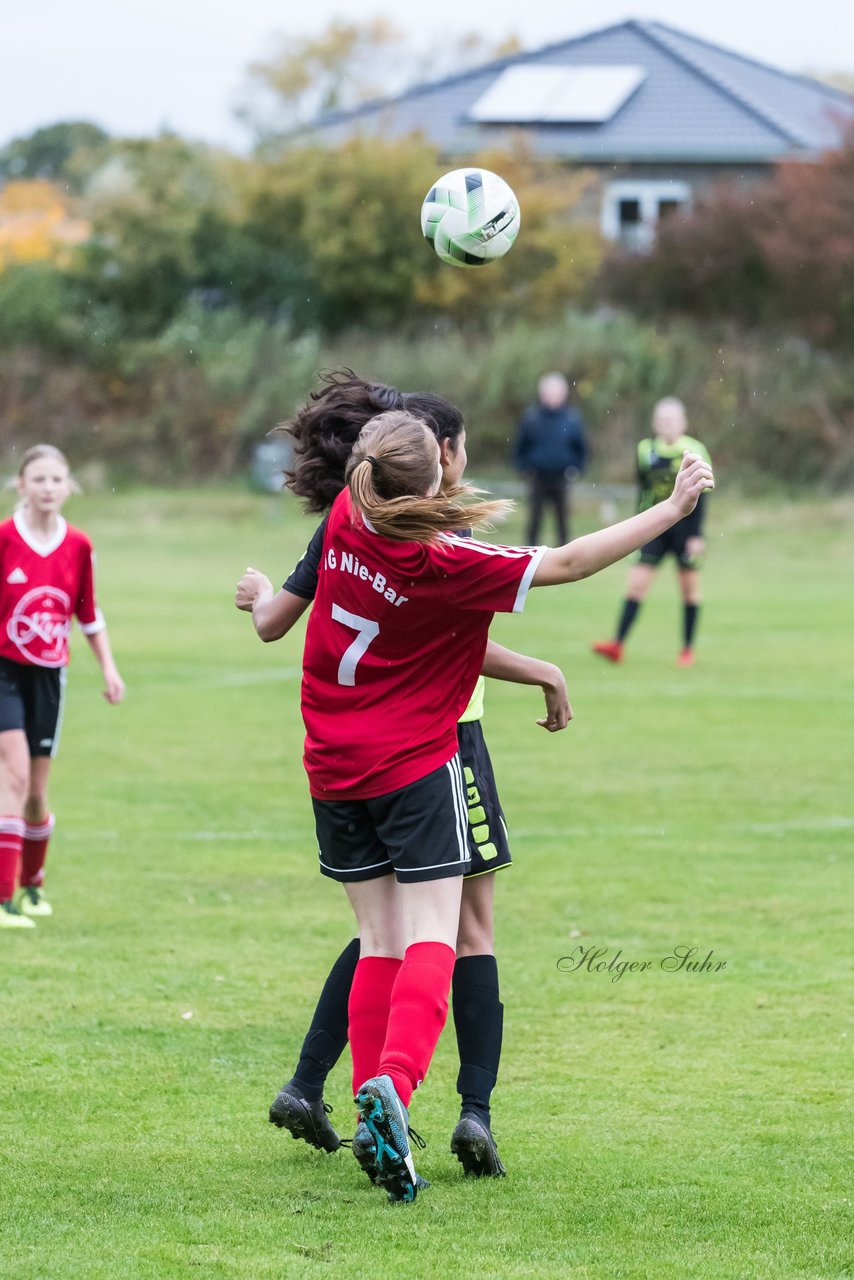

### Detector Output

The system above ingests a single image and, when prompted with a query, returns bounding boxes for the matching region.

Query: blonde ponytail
[346,412,511,543]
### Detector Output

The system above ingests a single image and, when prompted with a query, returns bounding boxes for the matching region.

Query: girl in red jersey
[239,372,568,1181]
[241,409,713,1202]
[0,445,124,929]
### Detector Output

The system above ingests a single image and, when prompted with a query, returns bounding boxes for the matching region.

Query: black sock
[452,954,503,1127]
[616,597,641,643]
[683,603,700,648]
[289,937,359,1102]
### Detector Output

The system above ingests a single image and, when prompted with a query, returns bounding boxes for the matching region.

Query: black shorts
[456,720,511,878]
[313,755,471,884]
[0,657,66,757]
[638,525,701,569]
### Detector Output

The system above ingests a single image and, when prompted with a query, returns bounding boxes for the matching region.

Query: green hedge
[2,308,853,487]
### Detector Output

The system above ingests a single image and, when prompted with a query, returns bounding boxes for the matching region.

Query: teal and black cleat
[354,1075,423,1203]
[451,1114,507,1178]
[346,1120,430,1193]
[268,1082,341,1153]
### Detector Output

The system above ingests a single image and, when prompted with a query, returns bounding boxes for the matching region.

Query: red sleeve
[428,534,547,614]
[74,536,105,634]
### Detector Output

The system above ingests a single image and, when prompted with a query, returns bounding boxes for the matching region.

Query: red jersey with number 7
[301,489,546,800]
[0,512,105,668]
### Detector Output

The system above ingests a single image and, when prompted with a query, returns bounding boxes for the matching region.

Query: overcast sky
[3,0,852,152]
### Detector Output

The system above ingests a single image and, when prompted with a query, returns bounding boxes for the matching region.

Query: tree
[74,135,240,334]
[414,144,602,326]
[241,136,439,331]
[0,180,88,267]
[238,19,521,148]
[235,135,601,333]
[0,122,110,194]
[239,19,406,140]
[600,126,854,345]
[759,133,854,343]
[0,263,80,349]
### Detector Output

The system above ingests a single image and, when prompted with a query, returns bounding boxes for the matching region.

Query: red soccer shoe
[592,640,624,664]
[677,647,695,668]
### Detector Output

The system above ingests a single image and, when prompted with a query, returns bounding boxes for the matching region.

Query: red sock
[348,956,402,1097]
[378,941,456,1107]
[21,813,55,888]
[0,816,25,901]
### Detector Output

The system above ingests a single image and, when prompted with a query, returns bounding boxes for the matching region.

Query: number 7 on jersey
[331,603,380,686]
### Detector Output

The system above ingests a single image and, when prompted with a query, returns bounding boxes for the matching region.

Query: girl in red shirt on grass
[0,445,124,929]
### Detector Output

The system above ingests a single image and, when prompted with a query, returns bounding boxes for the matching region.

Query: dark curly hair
[282,369,465,514]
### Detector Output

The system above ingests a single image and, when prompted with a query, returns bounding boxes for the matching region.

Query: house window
[617,198,643,249]
[602,181,692,250]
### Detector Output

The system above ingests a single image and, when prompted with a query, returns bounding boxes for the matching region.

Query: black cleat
[451,1114,507,1177]
[268,1082,341,1153]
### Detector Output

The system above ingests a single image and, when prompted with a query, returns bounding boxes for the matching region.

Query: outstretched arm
[533,452,714,586]
[481,640,571,732]
[235,569,311,642]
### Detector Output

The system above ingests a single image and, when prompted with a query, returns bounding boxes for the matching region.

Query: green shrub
[601,129,854,346]
[3,310,853,488]
[0,264,79,350]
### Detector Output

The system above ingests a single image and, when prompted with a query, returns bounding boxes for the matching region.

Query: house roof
[307,19,853,164]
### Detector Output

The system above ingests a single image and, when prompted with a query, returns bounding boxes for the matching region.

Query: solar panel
[470,65,647,124]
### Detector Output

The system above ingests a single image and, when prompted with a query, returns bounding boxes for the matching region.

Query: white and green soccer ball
[421,168,521,268]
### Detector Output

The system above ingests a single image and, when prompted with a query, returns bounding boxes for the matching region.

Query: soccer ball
[421,168,520,269]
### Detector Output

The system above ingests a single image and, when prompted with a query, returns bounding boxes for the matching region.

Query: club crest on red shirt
[6,586,72,667]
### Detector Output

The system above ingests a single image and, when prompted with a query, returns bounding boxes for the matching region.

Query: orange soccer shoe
[592,640,624,664]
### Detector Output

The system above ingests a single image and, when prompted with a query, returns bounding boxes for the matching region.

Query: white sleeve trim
[79,609,106,636]
[512,546,548,613]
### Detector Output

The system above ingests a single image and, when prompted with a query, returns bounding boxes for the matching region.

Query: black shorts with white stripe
[0,657,66,758]
[312,755,471,884]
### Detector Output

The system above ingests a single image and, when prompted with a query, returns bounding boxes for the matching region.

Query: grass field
[3,487,852,1280]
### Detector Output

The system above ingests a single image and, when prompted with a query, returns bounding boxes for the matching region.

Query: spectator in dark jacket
[513,373,588,544]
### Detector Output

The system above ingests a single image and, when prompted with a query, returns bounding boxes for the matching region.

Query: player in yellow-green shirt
[593,397,712,668]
